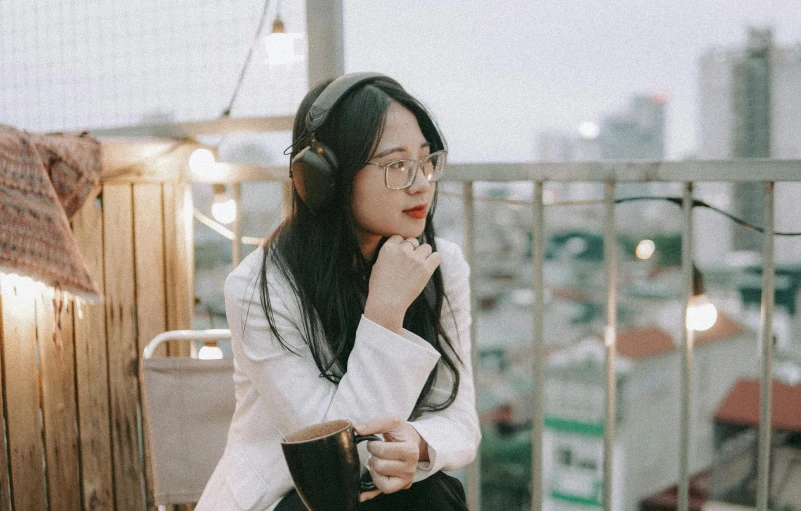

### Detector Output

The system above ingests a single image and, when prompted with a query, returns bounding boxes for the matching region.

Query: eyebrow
[372,142,431,160]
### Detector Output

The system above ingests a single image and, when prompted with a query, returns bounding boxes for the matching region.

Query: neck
[357,232,381,261]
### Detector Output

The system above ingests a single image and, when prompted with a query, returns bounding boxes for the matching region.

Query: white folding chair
[141,329,234,509]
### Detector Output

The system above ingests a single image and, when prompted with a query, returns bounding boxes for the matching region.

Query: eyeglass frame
[363,150,448,190]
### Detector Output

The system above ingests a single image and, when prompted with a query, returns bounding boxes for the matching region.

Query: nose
[406,164,433,194]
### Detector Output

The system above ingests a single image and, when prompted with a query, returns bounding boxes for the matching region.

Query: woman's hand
[354,414,429,502]
[364,235,441,333]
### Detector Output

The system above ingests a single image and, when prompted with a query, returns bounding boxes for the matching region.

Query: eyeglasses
[364,150,447,190]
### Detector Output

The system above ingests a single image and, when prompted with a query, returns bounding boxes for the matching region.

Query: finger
[359,489,382,503]
[354,415,402,436]
[405,237,420,248]
[385,234,405,246]
[369,457,415,478]
[369,470,409,494]
[413,243,432,258]
[400,238,417,251]
[367,439,418,461]
[424,251,441,270]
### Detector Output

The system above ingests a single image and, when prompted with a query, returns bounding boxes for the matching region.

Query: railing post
[232,182,242,267]
[678,182,694,511]
[756,181,775,511]
[603,182,617,511]
[531,181,545,511]
[462,181,481,511]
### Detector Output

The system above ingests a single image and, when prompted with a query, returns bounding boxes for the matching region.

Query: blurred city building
[710,379,801,510]
[698,27,801,263]
[599,93,667,161]
[542,315,756,511]
[537,93,666,163]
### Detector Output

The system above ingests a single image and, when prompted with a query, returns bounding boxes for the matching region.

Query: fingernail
[355,424,365,431]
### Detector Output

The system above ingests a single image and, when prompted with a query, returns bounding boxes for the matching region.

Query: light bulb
[189,148,216,176]
[211,199,237,225]
[262,16,306,66]
[1,272,49,300]
[687,295,718,331]
[198,345,224,360]
[635,239,656,260]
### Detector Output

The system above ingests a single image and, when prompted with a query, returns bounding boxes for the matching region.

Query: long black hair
[259,77,461,416]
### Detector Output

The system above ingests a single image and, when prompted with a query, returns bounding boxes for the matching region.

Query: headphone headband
[291,72,446,214]
[305,72,400,133]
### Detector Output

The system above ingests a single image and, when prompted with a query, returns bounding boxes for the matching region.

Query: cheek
[352,191,398,231]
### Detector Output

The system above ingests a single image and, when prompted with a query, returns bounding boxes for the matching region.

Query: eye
[387,160,410,173]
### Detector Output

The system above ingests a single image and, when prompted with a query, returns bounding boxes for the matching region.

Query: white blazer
[196,238,480,511]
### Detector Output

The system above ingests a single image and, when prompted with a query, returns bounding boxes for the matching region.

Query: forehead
[374,102,427,151]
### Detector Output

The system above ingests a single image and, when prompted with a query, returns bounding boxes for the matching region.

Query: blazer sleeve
[408,240,481,478]
[224,254,442,440]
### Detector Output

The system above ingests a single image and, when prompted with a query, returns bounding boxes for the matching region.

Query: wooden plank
[0,294,14,509]
[0,279,48,509]
[163,184,196,511]
[72,197,115,511]
[187,163,288,184]
[88,115,294,138]
[163,182,193,357]
[102,184,145,511]
[100,140,198,185]
[133,184,166,510]
[38,291,81,511]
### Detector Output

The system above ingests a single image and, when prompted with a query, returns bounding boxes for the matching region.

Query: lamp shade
[0,124,102,300]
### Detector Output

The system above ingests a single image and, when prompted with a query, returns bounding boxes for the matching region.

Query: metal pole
[462,182,481,511]
[678,182,694,511]
[305,0,345,85]
[603,182,617,511]
[531,182,545,511]
[232,182,242,267]
[755,182,775,511]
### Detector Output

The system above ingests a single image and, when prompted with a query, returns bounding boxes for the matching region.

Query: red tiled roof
[551,313,749,363]
[616,327,675,360]
[695,313,744,346]
[611,312,746,361]
[714,378,801,432]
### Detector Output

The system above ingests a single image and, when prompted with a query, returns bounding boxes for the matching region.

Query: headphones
[290,72,445,214]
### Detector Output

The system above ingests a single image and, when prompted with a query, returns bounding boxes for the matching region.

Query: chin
[404,224,427,239]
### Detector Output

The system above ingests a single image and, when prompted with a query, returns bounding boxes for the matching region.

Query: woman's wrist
[418,434,430,463]
[363,298,404,334]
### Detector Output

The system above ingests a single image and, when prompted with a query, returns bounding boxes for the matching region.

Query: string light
[198,344,224,360]
[635,239,656,260]
[687,265,718,331]
[189,148,216,176]
[211,184,237,225]
[0,272,49,300]
[262,12,306,66]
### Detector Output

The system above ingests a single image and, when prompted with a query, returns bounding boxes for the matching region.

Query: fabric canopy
[0,124,102,300]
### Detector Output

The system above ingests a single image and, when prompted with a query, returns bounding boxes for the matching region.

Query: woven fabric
[0,124,102,299]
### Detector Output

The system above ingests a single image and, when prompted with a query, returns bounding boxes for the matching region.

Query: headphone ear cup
[290,141,339,214]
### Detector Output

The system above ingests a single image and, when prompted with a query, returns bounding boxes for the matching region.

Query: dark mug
[280,419,380,511]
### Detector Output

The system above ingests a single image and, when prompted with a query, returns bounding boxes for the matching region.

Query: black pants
[275,471,468,511]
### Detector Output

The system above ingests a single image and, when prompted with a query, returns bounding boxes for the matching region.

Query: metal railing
[192,159,801,511]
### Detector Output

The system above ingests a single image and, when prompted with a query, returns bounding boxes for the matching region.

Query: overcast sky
[2,0,800,165]
[343,0,801,162]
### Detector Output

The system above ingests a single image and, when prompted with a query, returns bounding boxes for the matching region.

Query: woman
[197,73,480,510]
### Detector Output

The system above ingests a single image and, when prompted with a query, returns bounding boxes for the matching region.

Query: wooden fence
[0,140,195,510]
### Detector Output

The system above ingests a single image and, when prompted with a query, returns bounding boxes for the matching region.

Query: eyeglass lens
[385,152,446,189]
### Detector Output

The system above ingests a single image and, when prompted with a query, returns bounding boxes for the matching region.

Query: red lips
[403,205,428,219]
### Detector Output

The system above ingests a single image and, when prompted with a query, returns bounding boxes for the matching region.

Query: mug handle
[354,434,381,491]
